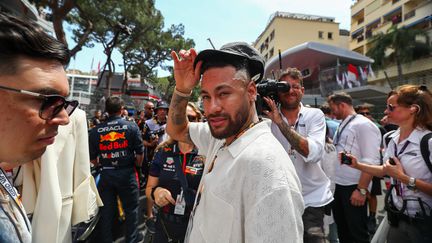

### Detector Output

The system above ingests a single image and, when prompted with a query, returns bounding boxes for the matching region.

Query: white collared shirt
[269,104,333,208]
[384,128,432,216]
[186,121,304,243]
[333,114,381,186]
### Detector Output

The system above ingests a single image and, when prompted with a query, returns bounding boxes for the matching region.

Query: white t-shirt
[270,105,333,208]
[333,114,381,186]
[383,128,432,216]
[185,121,304,243]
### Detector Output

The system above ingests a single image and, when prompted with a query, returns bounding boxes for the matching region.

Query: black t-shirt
[149,142,204,215]
[89,115,144,167]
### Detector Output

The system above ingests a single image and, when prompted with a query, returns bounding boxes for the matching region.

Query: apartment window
[270,30,275,41]
[269,48,274,58]
[328,32,333,40]
[318,31,324,39]
[260,44,264,53]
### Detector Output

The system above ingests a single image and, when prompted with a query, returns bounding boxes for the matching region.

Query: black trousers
[153,216,188,243]
[332,184,370,243]
[95,167,140,243]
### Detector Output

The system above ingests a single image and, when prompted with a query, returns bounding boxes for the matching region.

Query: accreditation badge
[174,188,186,215]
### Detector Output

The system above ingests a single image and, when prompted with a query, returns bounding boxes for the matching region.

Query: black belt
[160,213,189,224]
[398,213,431,225]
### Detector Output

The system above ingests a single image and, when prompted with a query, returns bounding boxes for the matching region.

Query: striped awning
[383,7,402,17]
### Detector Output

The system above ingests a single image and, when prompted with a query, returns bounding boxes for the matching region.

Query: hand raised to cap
[171,49,202,94]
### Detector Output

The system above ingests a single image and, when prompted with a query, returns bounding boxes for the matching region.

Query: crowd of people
[1,11,432,243]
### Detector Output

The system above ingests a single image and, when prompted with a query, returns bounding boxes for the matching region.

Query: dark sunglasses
[0,85,79,120]
[386,104,398,112]
[358,112,370,116]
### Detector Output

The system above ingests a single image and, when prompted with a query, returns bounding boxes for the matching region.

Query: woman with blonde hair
[145,102,204,243]
[345,84,432,242]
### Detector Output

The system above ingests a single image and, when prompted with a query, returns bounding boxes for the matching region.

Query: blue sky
[67,0,353,76]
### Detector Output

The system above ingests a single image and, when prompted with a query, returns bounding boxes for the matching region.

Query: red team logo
[99,132,128,151]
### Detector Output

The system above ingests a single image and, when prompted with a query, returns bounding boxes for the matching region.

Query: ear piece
[411,104,421,114]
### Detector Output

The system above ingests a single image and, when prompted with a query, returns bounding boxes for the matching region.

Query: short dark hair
[320,103,331,115]
[105,96,124,115]
[280,67,303,86]
[200,56,251,82]
[327,92,353,106]
[0,12,70,75]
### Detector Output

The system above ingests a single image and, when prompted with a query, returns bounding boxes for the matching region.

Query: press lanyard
[334,114,357,145]
[393,140,410,158]
[0,168,31,231]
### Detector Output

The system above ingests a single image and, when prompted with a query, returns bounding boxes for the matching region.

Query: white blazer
[20,108,103,243]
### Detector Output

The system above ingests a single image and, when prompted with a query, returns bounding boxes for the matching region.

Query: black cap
[193,42,264,83]
[155,100,169,111]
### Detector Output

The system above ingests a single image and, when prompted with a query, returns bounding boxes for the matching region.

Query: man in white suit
[18,108,103,243]
[0,12,78,242]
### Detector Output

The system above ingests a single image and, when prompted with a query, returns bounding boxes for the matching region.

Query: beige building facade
[254,12,349,61]
[350,0,432,89]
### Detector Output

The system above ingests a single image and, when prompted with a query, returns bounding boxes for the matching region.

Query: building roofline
[254,11,339,46]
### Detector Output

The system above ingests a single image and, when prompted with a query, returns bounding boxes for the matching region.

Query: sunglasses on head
[0,85,79,120]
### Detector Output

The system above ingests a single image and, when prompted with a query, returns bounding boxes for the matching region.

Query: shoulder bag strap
[420,132,432,174]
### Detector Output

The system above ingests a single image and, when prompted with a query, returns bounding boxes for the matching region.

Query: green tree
[120,23,195,93]
[32,0,94,57]
[366,25,431,88]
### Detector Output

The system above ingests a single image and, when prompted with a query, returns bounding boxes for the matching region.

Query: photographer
[344,85,432,242]
[145,102,204,243]
[264,67,333,243]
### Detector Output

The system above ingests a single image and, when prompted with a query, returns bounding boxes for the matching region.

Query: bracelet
[174,87,192,98]
[151,187,159,201]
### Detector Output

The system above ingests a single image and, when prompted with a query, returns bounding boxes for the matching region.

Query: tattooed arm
[166,49,202,144]
[263,97,309,157]
[273,119,309,157]
[167,93,193,144]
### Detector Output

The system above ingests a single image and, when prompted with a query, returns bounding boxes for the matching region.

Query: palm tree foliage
[366,25,431,85]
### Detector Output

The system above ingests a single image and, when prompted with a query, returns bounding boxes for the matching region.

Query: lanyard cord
[0,168,30,231]
[393,140,410,158]
[334,114,357,145]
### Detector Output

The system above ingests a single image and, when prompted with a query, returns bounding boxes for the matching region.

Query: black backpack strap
[420,132,432,174]
[383,130,396,148]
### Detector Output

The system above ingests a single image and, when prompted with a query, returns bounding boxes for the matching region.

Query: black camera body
[256,79,290,114]
[340,151,352,165]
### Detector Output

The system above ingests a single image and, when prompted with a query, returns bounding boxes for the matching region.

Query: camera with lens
[256,79,291,115]
[149,127,165,140]
[340,151,352,165]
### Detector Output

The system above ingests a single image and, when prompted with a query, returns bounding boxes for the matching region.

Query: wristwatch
[356,188,368,196]
[407,177,417,190]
